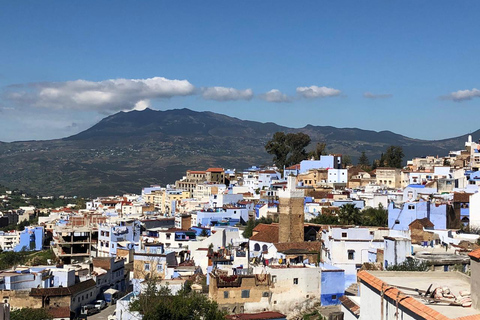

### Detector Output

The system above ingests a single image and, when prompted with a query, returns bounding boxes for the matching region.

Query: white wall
[470,192,480,228]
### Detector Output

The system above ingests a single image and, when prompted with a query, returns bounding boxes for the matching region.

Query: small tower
[278,176,304,243]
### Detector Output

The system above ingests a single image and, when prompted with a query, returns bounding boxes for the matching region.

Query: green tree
[338,204,363,225]
[265,132,311,169]
[242,218,256,238]
[358,151,370,169]
[387,258,428,271]
[309,214,339,225]
[10,308,52,320]
[342,155,352,168]
[130,281,225,320]
[308,142,327,160]
[363,204,388,227]
[380,146,404,168]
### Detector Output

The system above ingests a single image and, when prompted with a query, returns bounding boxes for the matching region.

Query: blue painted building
[320,263,345,306]
[299,156,342,173]
[194,207,248,227]
[14,226,44,252]
[98,220,141,257]
[388,201,447,230]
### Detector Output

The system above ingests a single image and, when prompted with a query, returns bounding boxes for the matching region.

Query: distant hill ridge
[0,108,475,196]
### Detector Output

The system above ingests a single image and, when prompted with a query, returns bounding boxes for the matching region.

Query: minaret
[278,175,304,243]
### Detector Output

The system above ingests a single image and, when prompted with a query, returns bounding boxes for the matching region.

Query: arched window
[254,243,260,251]
[262,244,268,252]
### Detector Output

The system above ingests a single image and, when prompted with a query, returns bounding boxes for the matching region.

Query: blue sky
[0,1,479,142]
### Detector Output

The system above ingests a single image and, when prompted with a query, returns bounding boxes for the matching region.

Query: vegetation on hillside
[10,308,52,320]
[309,204,388,227]
[265,132,311,169]
[130,281,226,320]
[0,249,56,270]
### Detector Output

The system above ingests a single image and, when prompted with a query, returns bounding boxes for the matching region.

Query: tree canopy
[358,151,370,169]
[309,204,387,227]
[265,132,311,169]
[10,308,52,320]
[130,281,225,320]
[308,142,327,160]
[376,146,404,168]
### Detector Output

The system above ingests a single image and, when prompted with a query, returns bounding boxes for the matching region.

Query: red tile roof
[468,248,480,261]
[274,241,322,253]
[339,295,360,317]
[46,306,71,318]
[226,311,286,320]
[286,164,300,170]
[250,224,279,243]
[206,167,224,172]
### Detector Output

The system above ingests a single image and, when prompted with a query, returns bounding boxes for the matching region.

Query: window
[166,234,171,240]
[157,264,163,272]
[241,290,250,298]
[348,250,355,260]
[224,291,229,299]
[254,243,261,252]
[342,232,347,238]
[332,294,337,300]
[262,244,268,252]
[293,278,298,285]
[272,275,277,283]
[408,204,415,210]
[144,263,150,271]
[262,292,269,297]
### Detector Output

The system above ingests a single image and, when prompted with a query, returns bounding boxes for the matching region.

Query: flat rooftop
[370,271,479,319]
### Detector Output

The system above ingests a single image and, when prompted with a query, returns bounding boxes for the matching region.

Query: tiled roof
[339,295,360,317]
[285,164,300,170]
[455,316,480,320]
[358,271,462,320]
[226,311,286,320]
[274,241,322,253]
[409,217,434,228]
[46,306,71,318]
[206,167,224,172]
[468,248,480,261]
[30,279,96,297]
[250,224,279,243]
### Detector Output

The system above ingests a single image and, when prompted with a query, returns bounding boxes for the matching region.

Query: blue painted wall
[14,226,43,252]
[321,269,345,306]
[388,201,446,230]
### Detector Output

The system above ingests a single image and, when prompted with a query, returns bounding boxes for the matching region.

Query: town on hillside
[3,135,480,320]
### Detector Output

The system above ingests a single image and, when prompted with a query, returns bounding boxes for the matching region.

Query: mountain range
[0,108,475,197]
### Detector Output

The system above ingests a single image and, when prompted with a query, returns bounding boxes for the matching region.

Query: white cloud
[132,99,151,111]
[363,92,393,99]
[4,77,195,111]
[201,86,253,101]
[443,88,480,102]
[259,89,291,103]
[296,85,341,99]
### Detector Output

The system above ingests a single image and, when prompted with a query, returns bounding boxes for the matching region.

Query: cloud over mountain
[259,89,291,103]
[201,86,253,101]
[4,77,195,111]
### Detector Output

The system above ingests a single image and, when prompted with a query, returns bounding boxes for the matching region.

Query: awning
[104,288,119,295]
